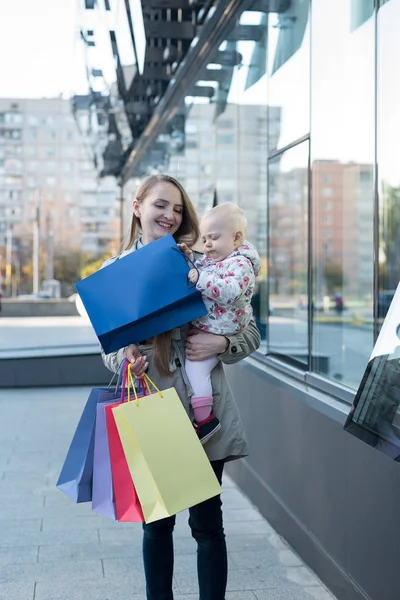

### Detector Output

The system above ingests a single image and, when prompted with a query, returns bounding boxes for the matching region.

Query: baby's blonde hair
[201,202,247,236]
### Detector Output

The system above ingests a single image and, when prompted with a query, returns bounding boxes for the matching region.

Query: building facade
[0,97,119,294]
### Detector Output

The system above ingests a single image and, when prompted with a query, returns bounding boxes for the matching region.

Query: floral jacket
[192,240,261,335]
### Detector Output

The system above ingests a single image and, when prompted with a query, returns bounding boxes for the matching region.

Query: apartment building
[0,97,119,277]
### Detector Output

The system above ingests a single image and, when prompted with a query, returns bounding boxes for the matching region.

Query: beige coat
[100,245,260,462]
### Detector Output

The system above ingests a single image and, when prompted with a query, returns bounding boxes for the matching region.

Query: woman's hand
[124,344,149,377]
[185,329,229,361]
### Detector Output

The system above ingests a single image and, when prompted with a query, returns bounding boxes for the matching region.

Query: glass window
[377,0,400,322]
[5,175,22,187]
[27,176,38,188]
[186,122,197,134]
[217,149,235,160]
[217,120,234,129]
[5,144,22,156]
[27,161,38,172]
[311,0,375,388]
[200,164,213,176]
[4,158,22,171]
[81,160,93,171]
[8,190,21,201]
[268,141,309,366]
[0,129,21,140]
[217,134,234,144]
[219,193,234,203]
[268,0,310,151]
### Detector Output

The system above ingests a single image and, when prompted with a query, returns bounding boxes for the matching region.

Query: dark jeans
[142,459,227,600]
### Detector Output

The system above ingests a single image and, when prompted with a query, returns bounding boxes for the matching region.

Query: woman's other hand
[185,329,229,361]
[124,344,149,377]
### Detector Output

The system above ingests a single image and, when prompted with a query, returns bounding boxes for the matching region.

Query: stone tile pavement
[0,387,338,600]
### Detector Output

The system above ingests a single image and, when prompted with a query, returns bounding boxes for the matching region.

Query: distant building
[0,97,119,266]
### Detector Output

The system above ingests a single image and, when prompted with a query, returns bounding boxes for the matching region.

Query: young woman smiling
[101,174,260,600]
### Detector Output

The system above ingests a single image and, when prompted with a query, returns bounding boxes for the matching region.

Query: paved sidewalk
[0,387,337,600]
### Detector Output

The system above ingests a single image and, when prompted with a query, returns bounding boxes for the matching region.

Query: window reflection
[268,0,310,151]
[377,0,400,322]
[311,0,374,388]
[268,142,309,366]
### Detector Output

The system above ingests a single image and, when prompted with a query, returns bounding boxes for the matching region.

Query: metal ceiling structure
[77,0,291,182]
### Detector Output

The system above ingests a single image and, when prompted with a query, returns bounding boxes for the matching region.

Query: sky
[0,0,88,99]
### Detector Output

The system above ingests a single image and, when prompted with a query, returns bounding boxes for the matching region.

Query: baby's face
[200,216,237,262]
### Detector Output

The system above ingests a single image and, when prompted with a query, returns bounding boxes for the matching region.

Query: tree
[53,251,84,297]
[81,253,112,279]
[380,183,400,291]
[323,261,343,296]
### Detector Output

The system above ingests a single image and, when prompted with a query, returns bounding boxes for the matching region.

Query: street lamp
[33,190,42,296]
[5,223,13,297]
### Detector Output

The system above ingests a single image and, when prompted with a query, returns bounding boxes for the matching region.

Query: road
[0,315,373,389]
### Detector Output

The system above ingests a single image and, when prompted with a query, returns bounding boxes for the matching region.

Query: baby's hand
[178,243,192,257]
[188,268,199,284]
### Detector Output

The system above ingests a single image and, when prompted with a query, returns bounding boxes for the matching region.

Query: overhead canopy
[76,0,292,181]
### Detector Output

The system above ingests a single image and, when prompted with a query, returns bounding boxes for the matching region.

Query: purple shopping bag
[92,364,145,520]
[92,401,118,520]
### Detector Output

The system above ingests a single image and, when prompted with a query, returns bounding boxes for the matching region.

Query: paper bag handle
[127,364,163,405]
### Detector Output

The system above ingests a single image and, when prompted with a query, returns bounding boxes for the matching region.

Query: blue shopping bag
[57,366,127,503]
[75,234,207,354]
[56,388,117,503]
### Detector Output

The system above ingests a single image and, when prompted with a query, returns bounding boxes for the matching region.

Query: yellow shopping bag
[112,368,222,523]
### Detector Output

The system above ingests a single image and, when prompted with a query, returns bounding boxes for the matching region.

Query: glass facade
[377,0,400,319]
[129,0,399,398]
[311,0,375,388]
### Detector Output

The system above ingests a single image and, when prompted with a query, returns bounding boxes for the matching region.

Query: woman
[101,174,260,600]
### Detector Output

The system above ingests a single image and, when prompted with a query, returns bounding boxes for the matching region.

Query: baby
[180,202,261,444]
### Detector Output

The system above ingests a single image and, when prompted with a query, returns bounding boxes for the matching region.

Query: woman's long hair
[124,173,199,249]
[125,174,200,377]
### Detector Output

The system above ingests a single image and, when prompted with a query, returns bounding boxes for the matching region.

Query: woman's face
[133,182,184,245]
